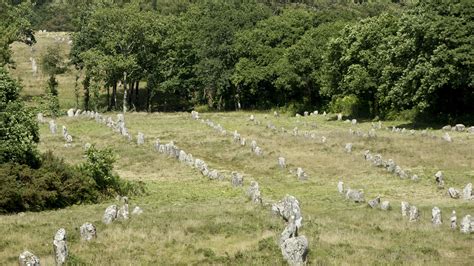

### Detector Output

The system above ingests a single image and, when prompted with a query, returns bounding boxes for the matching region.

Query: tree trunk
[135,80,139,107]
[107,86,110,111]
[112,81,117,109]
[123,72,127,113]
[83,75,90,110]
[146,84,150,112]
[128,80,134,108]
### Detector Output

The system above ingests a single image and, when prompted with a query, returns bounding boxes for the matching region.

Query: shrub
[329,95,369,118]
[0,152,98,213]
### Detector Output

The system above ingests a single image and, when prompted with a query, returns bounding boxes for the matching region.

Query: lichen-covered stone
[80,223,97,241]
[53,228,68,265]
[19,251,40,266]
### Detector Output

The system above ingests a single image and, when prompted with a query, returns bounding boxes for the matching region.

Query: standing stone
[137,132,145,145]
[80,223,97,241]
[74,109,81,116]
[442,132,452,142]
[249,114,255,121]
[431,207,442,225]
[280,236,308,265]
[62,126,68,139]
[463,183,473,200]
[278,157,286,169]
[434,171,445,188]
[132,206,143,215]
[246,181,262,204]
[345,188,365,203]
[103,205,118,224]
[351,119,357,125]
[274,111,279,117]
[231,172,243,187]
[67,108,75,117]
[321,136,327,143]
[37,113,45,123]
[468,126,474,134]
[380,201,391,211]
[460,215,472,234]
[178,150,187,163]
[53,228,68,265]
[337,181,344,194]
[337,113,343,121]
[368,196,381,208]
[296,167,307,180]
[401,201,410,217]
[409,206,420,222]
[250,140,257,152]
[233,131,241,143]
[253,146,262,156]
[293,127,298,136]
[19,251,40,266]
[304,111,309,117]
[49,120,57,134]
[450,210,457,230]
[411,175,419,181]
[240,137,246,146]
[386,159,396,173]
[344,143,353,153]
[117,196,129,220]
[271,195,303,228]
[447,187,460,199]
[442,125,452,131]
[454,124,466,132]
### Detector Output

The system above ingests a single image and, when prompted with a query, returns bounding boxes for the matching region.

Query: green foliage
[329,95,369,118]
[0,2,35,66]
[0,67,40,166]
[80,145,145,196]
[0,152,99,213]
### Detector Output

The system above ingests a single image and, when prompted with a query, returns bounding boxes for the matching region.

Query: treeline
[69,1,404,112]
[6,0,474,121]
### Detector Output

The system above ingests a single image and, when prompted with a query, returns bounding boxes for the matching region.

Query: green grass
[2,33,473,265]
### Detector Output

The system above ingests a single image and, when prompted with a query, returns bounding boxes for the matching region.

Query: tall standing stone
[431,207,442,225]
[49,120,57,134]
[280,235,308,265]
[337,181,344,194]
[401,201,410,217]
[250,140,257,152]
[337,113,342,121]
[460,215,472,234]
[80,223,97,241]
[231,172,243,187]
[246,181,262,204]
[409,206,420,222]
[345,143,353,153]
[271,195,303,228]
[463,183,473,200]
[278,157,286,169]
[380,201,391,211]
[103,205,118,224]
[19,251,40,266]
[435,171,445,188]
[137,132,145,145]
[67,108,75,117]
[53,228,68,265]
[450,210,457,230]
[117,196,129,220]
[296,167,307,180]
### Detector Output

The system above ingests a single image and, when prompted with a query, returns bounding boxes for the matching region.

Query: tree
[0,67,39,167]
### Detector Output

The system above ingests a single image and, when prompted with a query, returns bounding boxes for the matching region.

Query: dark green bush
[0,148,145,213]
[0,152,98,213]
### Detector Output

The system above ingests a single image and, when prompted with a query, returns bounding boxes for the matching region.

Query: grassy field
[1,33,473,265]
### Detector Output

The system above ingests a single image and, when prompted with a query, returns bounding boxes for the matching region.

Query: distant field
[1,110,473,264]
[9,31,78,109]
